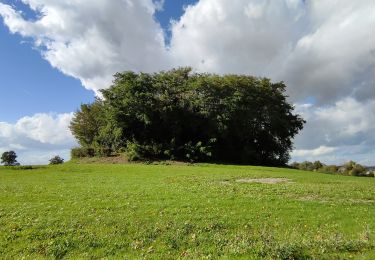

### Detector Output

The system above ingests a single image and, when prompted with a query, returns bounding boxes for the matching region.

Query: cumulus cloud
[292,146,337,157]
[2,0,374,103]
[0,0,170,93]
[0,113,75,165]
[170,0,375,103]
[291,98,375,164]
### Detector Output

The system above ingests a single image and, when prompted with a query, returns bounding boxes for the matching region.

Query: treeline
[290,161,374,177]
[70,68,305,166]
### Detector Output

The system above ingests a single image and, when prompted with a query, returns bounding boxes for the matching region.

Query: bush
[319,165,338,174]
[298,161,314,171]
[183,141,213,162]
[11,165,33,170]
[313,161,324,170]
[290,162,300,169]
[49,156,64,165]
[291,160,372,177]
[71,147,95,159]
[125,141,164,161]
[350,164,366,176]
[94,147,113,157]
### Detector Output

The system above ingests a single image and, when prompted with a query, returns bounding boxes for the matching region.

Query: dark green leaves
[70,68,305,166]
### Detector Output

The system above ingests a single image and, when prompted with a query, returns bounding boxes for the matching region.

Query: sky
[0,0,375,165]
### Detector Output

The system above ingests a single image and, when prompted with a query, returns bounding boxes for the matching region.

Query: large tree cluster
[70,68,305,166]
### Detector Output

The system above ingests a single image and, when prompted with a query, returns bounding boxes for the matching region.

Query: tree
[49,155,64,165]
[350,163,366,176]
[313,161,324,170]
[1,151,18,166]
[70,101,106,147]
[70,68,305,166]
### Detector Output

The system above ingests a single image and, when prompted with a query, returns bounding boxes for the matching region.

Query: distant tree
[1,151,18,166]
[350,163,366,176]
[292,160,371,177]
[290,162,300,169]
[344,161,356,171]
[313,161,324,170]
[298,161,314,171]
[49,155,64,165]
[319,165,338,174]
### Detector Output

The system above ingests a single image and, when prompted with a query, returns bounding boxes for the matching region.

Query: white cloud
[244,2,265,19]
[2,0,374,102]
[170,0,305,76]
[292,146,337,157]
[169,0,375,103]
[14,113,74,145]
[0,0,170,93]
[0,113,75,165]
[291,98,375,165]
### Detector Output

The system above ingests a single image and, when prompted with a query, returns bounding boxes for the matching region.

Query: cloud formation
[170,0,375,103]
[0,0,169,93]
[1,0,375,164]
[1,0,374,102]
[0,113,75,165]
[292,98,375,165]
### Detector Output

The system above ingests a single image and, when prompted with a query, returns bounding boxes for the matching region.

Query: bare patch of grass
[235,178,294,184]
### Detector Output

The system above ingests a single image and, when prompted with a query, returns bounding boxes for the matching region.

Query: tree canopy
[70,68,305,166]
[1,151,18,166]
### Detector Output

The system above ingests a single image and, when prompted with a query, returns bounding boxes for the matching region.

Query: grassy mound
[0,163,374,258]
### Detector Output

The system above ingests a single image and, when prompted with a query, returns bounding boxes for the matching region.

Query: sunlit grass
[0,163,374,258]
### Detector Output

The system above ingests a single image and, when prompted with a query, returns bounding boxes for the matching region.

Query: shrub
[49,156,64,165]
[290,162,300,169]
[292,160,373,177]
[313,160,324,170]
[183,141,213,162]
[350,164,366,176]
[94,147,113,157]
[71,147,95,159]
[319,165,338,174]
[125,141,164,161]
[298,161,314,171]
[12,165,33,170]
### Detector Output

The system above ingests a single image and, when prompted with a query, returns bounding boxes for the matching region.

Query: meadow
[0,163,374,259]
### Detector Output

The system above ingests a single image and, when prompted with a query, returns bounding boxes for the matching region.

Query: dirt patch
[235,178,293,184]
[298,195,328,203]
[348,199,375,204]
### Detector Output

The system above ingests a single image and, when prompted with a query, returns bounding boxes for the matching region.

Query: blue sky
[0,1,197,123]
[0,23,94,122]
[1,0,375,165]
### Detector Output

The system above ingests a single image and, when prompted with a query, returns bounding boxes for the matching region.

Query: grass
[0,162,375,259]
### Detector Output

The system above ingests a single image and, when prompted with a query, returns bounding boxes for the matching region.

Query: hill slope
[0,163,374,258]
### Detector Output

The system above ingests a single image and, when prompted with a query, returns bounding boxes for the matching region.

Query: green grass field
[1,163,375,259]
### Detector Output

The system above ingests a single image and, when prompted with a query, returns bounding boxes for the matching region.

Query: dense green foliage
[70,68,304,165]
[0,163,375,258]
[1,151,18,166]
[291,160,374,177]
[49,156,64,165]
